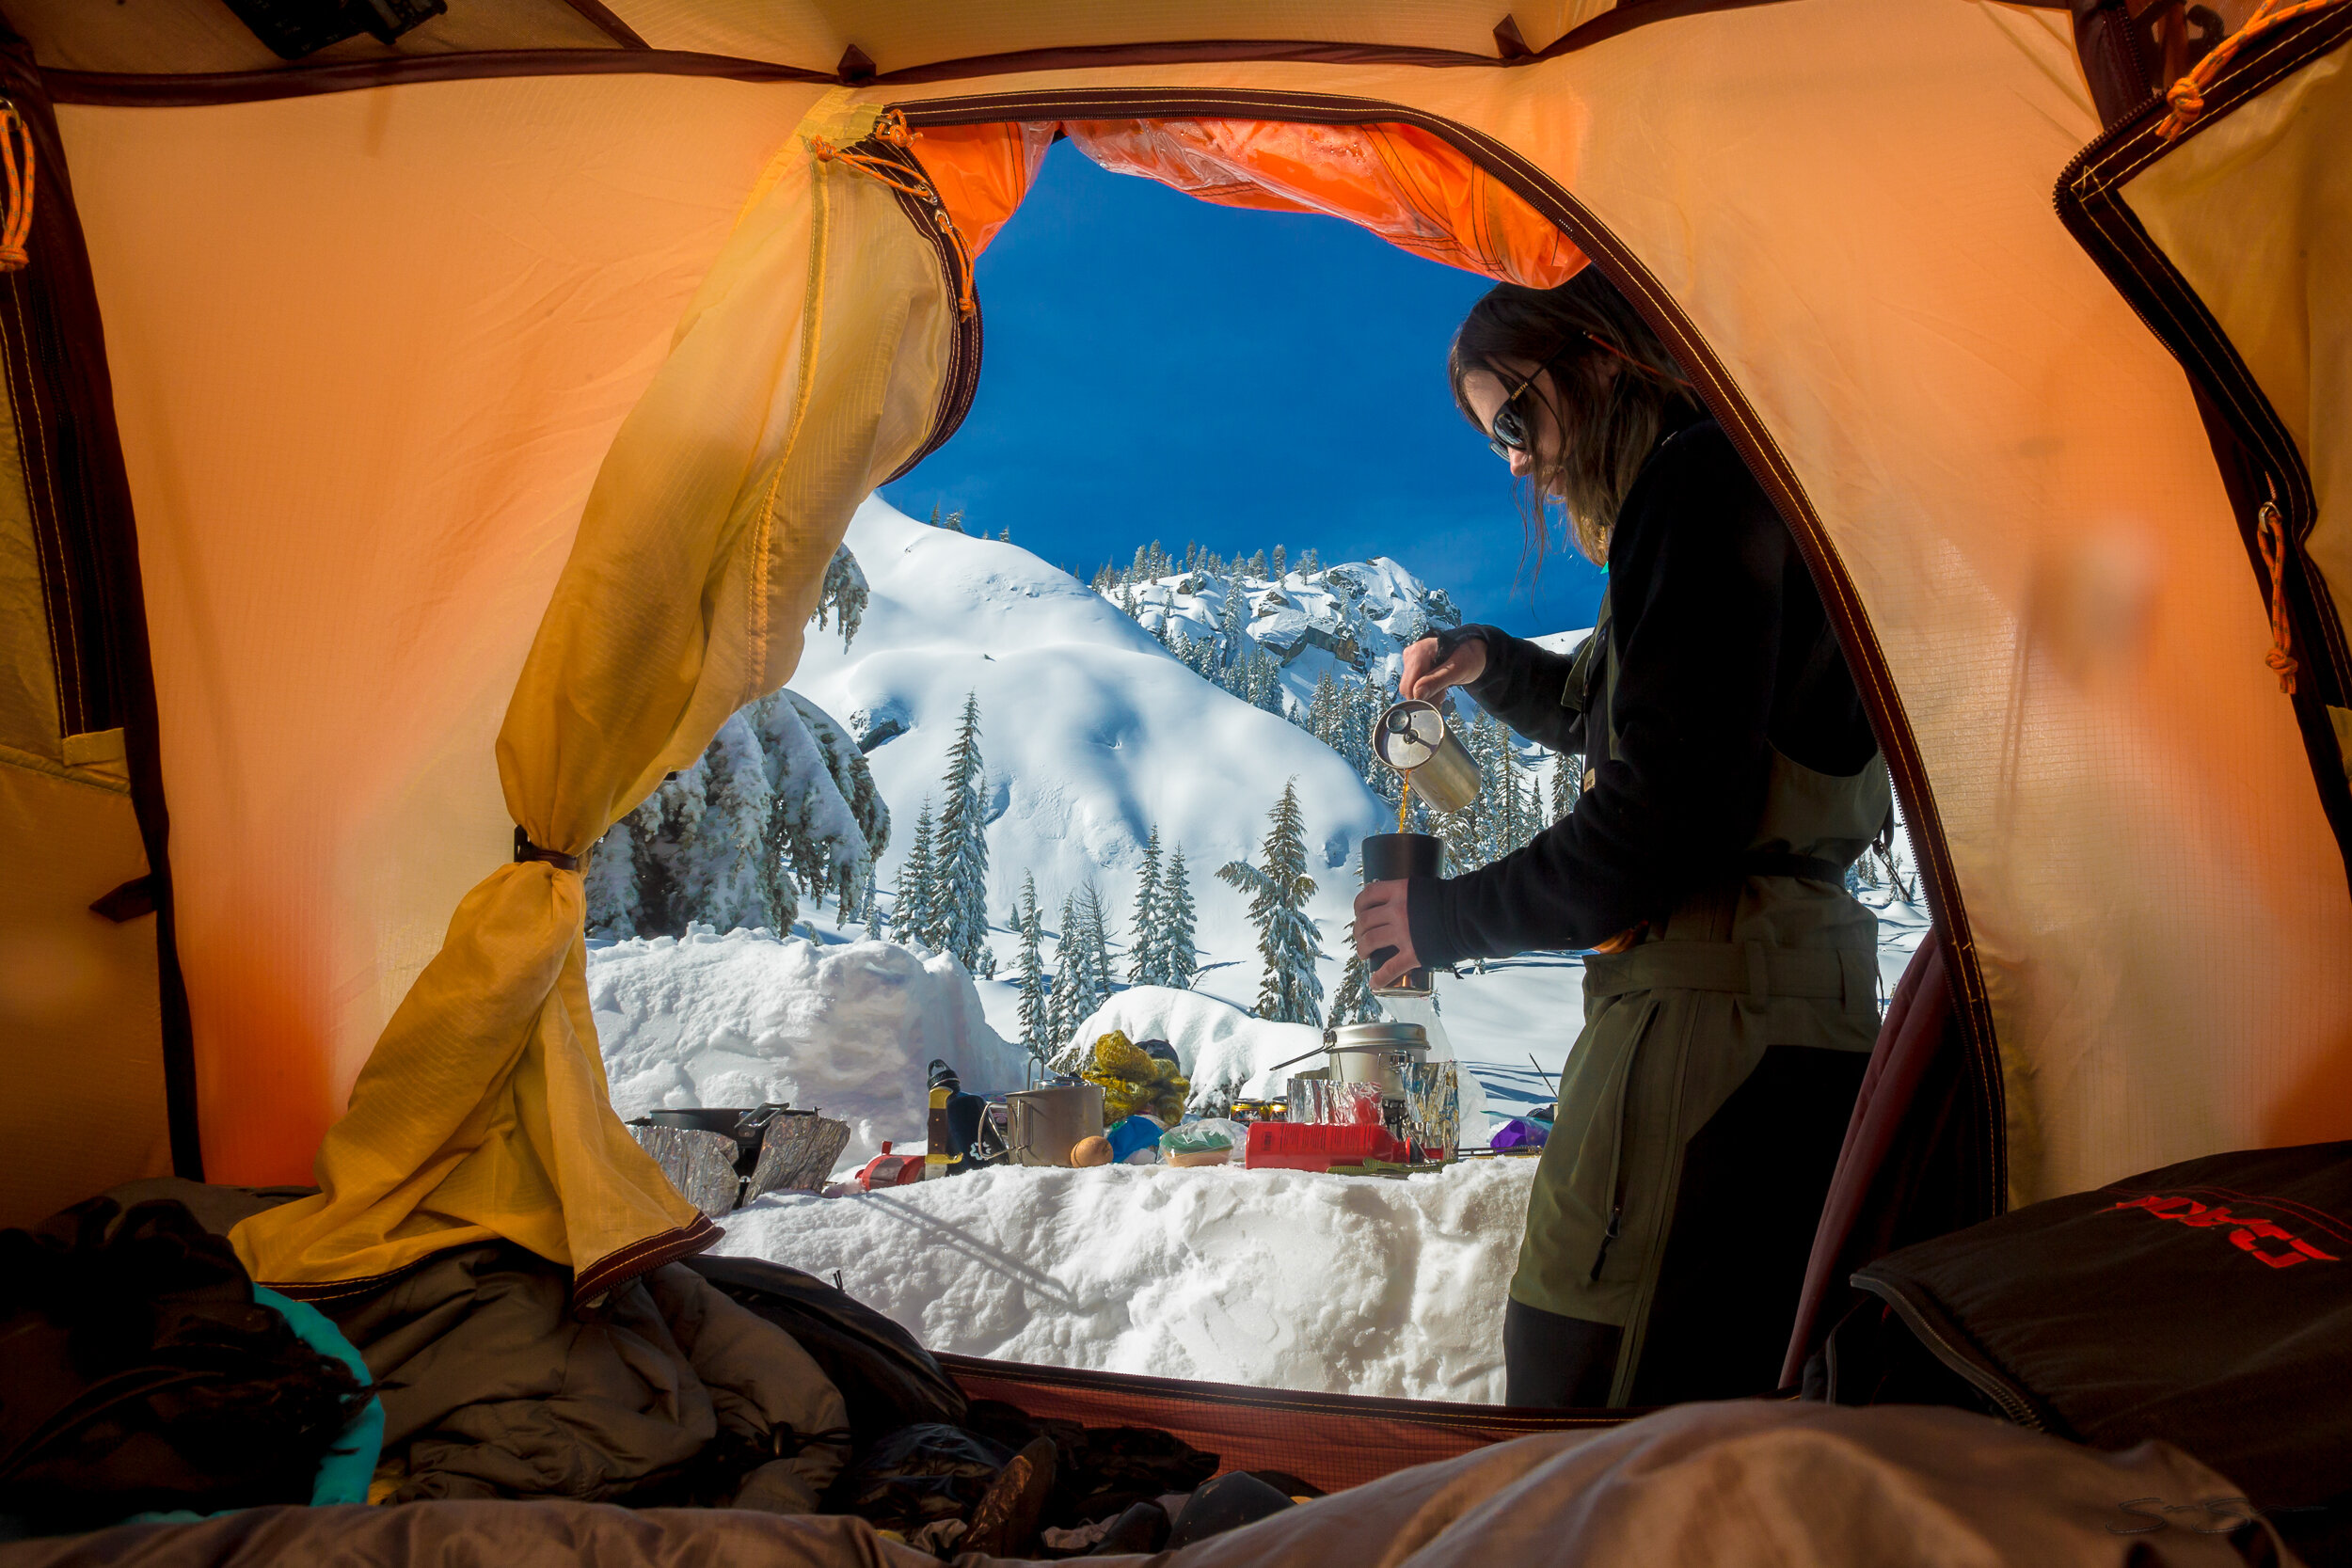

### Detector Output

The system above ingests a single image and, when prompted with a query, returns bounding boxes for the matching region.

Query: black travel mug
[1361,832,1442,996]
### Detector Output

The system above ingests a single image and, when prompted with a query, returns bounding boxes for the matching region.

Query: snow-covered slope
[789,499,1389,993]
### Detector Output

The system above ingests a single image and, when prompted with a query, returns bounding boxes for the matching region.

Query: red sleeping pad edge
[935,1352,1636,1495]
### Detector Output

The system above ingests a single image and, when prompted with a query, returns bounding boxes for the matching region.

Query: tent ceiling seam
[37,0,2083,106]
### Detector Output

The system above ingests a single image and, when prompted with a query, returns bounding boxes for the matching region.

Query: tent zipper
[1848,1267,2044,1432]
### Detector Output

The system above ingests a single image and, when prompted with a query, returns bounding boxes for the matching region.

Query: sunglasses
[1486,332,1669,458]
[1486,337,1585,459]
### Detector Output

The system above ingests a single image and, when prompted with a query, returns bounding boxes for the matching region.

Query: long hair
[1448,271,1698,568]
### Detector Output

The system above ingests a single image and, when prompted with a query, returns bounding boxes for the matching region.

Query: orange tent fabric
[912,118,1583,287]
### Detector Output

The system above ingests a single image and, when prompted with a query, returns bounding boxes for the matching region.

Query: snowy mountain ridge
[1106,553,1461,720]
[787,499,1391,990]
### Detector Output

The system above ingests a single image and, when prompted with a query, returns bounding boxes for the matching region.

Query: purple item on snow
[1490,1117,1549,1151]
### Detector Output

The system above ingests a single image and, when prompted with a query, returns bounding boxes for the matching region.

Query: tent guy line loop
[806,108,976,316]
[2256,482,2298,696]
[2157,0,2351,138]
[0,103,35,272]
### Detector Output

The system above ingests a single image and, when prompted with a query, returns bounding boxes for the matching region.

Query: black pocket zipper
[1587,999,1658,1283]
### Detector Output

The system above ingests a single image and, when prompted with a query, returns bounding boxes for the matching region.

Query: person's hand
[1354,879,1421,990]
[1399,634,1486,703]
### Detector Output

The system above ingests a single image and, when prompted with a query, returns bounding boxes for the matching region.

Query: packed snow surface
[713,1157,1540,1402]
[590,926,1025,1171]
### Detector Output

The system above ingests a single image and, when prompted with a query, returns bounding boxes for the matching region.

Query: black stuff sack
[1822,1140,2352,1559]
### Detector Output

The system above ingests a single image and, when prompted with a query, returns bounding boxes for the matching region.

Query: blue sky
[880,140,1607,636]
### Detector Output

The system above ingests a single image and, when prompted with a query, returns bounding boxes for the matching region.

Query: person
[1355,272,1890,1408]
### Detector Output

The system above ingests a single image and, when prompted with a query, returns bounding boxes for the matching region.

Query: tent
[1,0,2347,1503]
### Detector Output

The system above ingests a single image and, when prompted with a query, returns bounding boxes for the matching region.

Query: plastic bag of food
[1161,1118,1248,1156]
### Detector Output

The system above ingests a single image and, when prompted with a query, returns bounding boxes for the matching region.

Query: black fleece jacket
[1406,410,1878,966]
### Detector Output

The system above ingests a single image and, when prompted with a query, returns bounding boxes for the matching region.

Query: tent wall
[21,0,2347,1207]
[55,73,832,1183]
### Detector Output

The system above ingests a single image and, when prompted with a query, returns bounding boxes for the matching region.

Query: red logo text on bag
[2107,1194,2341,1269]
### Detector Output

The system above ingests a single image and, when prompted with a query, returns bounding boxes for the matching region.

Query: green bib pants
[1512,587,1890,1407]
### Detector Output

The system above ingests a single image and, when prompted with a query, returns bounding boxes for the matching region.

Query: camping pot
[1326,1022,1430,1099]
[1361,832,1442,997]
[1004,1084,1106,1167]
[1373,699,1480,816]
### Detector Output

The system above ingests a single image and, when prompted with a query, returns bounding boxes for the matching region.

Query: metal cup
[1361,832,1442,996]
[1373,699,1480,816]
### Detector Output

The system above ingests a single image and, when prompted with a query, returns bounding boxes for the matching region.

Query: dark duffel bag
[1820,1140,2351,1563]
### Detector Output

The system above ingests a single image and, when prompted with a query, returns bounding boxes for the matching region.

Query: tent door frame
[884,87,2010,1226]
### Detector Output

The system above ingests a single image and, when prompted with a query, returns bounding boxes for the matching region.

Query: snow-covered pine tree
[1014,875,1051,1067]
[1438,784,1483,881]
[1327,930,1380,1026]
[1046,889,1083,1046]
[1127,828,1165,985]
[1271,545,1287,579]
[932,691,994,975]
[1253,651,1285,716]
[662,719,784,931]
[584,689,889,939]
[1048,882,1114,1047]
[1306,672,1342,752]
[814,546,868,650]
[894,799,940,949]
[1494,729,1525,859]
[748,690,888,918]
[1216,780,1327,1025]
[1217,574,1246,669]
[1552,751,1581,821]
[1161,846,1199,989]
[1248,549,1267,578]
[1300,546,1321,574]
[1074,879,1116,1009]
